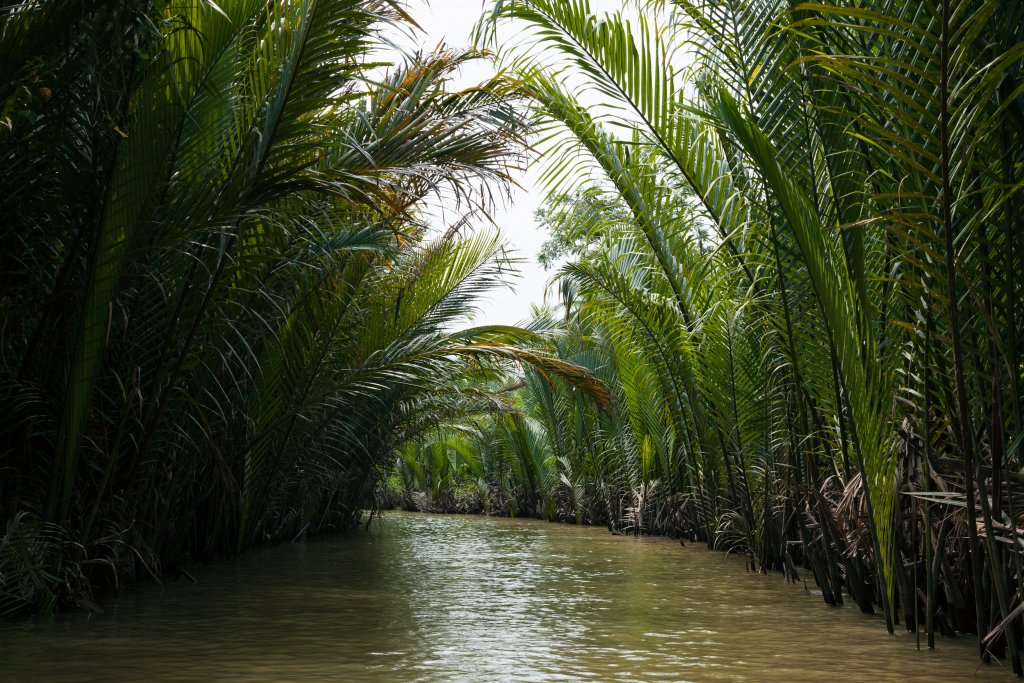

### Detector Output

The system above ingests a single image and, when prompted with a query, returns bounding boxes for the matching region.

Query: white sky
[406,1,551,327]
[402,0,625,327]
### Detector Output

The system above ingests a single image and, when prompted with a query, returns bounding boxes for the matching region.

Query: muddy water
[0,512,1013,681]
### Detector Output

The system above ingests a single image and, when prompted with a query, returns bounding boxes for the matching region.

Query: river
[0,511,1013,681]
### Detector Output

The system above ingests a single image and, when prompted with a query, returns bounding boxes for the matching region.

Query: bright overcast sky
[401,0,622,327]
[407,1,549,327]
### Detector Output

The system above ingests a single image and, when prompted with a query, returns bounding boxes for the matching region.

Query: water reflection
[0,512,1012,681]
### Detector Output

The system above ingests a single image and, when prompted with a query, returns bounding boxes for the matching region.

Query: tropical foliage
[391,0,1024,670]
[0,0,609,615]
[4,0,1024,674]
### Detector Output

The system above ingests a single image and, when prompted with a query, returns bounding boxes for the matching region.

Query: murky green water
[0,512,1013,681]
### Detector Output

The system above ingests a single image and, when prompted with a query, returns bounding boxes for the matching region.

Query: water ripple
[0,512,1013,682]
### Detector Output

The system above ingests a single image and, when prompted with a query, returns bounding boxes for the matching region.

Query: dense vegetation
[390,0,1024,671]
[3,0,1024,675]
[0,0,604,615]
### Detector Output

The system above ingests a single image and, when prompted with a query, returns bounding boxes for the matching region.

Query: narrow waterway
[0,512,1012,681]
